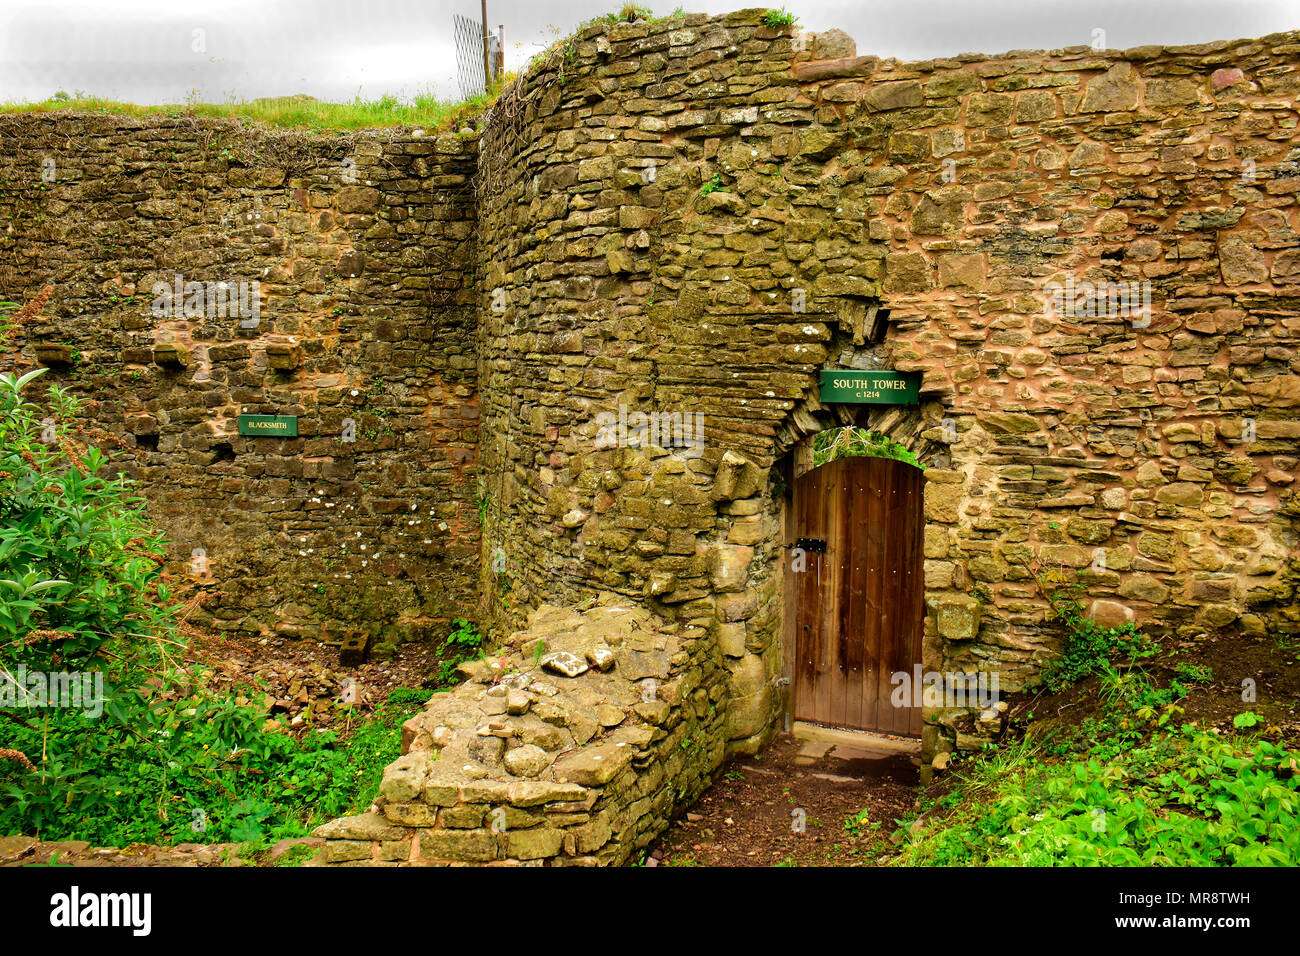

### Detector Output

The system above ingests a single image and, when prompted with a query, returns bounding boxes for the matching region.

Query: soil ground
[180,629,447,738]
[649,730,920,867]
[996,630,1300,750]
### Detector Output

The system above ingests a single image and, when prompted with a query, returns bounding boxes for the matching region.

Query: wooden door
[792,456,925,736]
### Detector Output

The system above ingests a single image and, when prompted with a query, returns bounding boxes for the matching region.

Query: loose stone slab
[585,645,616,671]
[540,651,589,678]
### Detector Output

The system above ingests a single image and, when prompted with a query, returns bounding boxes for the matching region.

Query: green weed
[763,8,799,28]
[813,426,924,470]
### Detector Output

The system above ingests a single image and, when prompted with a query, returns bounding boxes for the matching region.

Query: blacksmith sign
[237,414,298,437]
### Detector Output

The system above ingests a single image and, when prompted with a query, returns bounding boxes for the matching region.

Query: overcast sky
[1,0,1297,106]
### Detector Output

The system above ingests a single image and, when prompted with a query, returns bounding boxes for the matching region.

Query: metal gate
[453,14,487,98]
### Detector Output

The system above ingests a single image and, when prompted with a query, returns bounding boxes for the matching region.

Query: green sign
[819,370,920,405]
[238,414,298,437]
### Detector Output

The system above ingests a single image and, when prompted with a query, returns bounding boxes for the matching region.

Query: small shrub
[1034,569,1155,692]
[1174,661,1214,684]
[763,8,798,28]
[0,368,174,677]
[844,808,872,836]
[0,290,430,847]
[617,3,653,21]
[435,618,484,686]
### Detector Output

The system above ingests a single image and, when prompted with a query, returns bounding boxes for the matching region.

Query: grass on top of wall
[0,85,511,133]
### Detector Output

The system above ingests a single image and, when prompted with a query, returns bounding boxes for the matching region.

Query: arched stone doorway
[771,404,953,753]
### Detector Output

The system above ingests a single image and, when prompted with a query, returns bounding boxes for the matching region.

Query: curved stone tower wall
[476,11,1300,763]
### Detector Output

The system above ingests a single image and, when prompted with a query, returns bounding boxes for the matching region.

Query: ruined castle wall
[476,10,821,757]
[0,116,481,649]
[788,30,1300,755]
[316,601,726,866]
[477,12,1300,763]
[2,9,1298,790]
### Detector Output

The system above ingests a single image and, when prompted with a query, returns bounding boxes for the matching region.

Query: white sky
[0,0,1297,105]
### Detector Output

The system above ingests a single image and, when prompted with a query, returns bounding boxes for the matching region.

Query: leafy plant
[0,369,174,676]
[616,3,653,21]
[899,706,1300,866]
[1174,661,1214,685]
[700,173,724,197]
[1033,567,1156,692]
[0,292,434,848]
[812,426,924,470]
[763,8,799,28]
[844,808,873,836]
[435,618,484,686]
[0,677,427,846]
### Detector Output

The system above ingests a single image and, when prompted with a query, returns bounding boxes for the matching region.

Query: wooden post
[498,24,504,81]
[481,0,490,91]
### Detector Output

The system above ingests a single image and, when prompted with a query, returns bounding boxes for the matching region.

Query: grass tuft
[1,85,509,133]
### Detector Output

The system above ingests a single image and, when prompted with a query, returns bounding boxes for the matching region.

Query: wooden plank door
[792,455,925,736]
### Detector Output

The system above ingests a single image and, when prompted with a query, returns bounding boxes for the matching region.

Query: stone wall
[791,25,1300,756]
[0,116,481,649]
[475,9,825,759]
[474,10,1300,765]
[314,600,726,865]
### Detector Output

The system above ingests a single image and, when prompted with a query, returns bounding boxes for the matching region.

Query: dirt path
[649,731,920,867]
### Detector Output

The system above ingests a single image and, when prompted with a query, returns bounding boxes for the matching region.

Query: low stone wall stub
[313,599,729,865]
